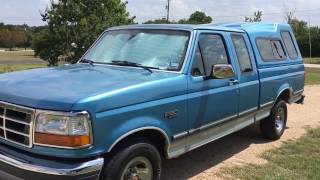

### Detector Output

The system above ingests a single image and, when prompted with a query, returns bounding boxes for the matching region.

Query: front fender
[106,117,171,153]
[93,109,173,156]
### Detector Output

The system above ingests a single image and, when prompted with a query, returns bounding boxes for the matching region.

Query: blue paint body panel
[0,23,304,160]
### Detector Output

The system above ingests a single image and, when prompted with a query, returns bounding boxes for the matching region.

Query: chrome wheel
[121,156,153,180]
[275,106,285,132]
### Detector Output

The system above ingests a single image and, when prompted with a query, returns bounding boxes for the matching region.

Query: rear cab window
[281,31,299,59]
[231,34,253,73]
[256,38,287,61]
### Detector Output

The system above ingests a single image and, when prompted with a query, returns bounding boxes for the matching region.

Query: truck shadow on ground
[162,124,272,180]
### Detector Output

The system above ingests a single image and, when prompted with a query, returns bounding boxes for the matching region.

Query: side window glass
[231,34,253,72]
[257,39,274,60]
[281,31,298,59]
[257,38,286,61]
[271,40,286,59]
[198,34,229,76]
[191,45,205,76]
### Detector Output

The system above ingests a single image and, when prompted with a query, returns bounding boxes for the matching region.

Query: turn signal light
[34,132,90,148]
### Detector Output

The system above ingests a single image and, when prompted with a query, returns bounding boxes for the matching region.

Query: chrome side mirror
[209,64,235,79]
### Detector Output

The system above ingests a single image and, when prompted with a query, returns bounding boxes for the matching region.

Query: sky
[0,0,319,26]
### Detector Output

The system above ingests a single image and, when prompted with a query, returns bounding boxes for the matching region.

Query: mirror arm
[203,76,212,80]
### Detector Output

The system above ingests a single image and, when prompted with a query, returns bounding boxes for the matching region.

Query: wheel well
[277,89,291,103]
[109,129,168,158]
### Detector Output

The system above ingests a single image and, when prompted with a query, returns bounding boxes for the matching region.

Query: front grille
[0,102,34,148]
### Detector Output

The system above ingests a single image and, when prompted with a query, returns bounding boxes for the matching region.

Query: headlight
[34,111,92,149]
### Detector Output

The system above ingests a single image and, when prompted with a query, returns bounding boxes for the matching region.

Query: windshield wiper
[111,60,157,73]
[80,59,95,66]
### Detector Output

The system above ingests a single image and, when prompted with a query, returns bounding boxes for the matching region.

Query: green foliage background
[0,23,29,50]
[144,11,212,24]
[1,5,320,65]
[290,19,320,57]
[32,0,135,65]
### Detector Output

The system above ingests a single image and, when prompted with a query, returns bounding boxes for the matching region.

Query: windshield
[83,29,191,71]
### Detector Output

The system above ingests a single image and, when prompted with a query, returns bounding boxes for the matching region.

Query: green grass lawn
[304,57,320,64]
[0,50,45,64]
[222,128,320,180]
[0,64,47,73]
[305,68,320,85]
[0,50,47,73]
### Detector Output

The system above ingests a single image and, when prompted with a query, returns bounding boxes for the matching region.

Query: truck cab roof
[109,22,292,35]
[108,23,245,33]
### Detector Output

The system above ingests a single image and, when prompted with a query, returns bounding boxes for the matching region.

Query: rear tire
[100,138,161,180]
[260,100,287,140]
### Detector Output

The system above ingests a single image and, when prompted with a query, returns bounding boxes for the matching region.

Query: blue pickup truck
[0,23,304,180]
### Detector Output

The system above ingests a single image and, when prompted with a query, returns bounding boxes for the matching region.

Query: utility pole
[308,18,312,58]
[166,0,170,22]
[23,22,27,50]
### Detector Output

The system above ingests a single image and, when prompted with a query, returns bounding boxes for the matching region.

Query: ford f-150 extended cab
[0,23,304,180]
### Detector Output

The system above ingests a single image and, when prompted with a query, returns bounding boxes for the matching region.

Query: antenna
[308,18,312,58]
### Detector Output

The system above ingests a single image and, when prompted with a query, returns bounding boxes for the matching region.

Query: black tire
[100,138,161,180]
[260,100,287,140]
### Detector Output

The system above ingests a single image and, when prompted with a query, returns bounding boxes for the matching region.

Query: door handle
[229,79,239,85]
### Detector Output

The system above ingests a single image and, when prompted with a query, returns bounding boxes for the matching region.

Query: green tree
[310,26,320,57]
[285,11,295,25]
[0,26,27,50]
[245,11,263,22]
[0,29,12,49]
[12,27,27,48]
[145,11,212,25]
[33,0,135,66]
[289,18,311,57]
[283,13,320,57]
[144,18,170,24]
[178,11,212,24]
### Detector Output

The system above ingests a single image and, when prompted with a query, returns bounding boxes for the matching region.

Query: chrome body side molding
[260,101,274,108]
[168,106,272,159]
[172,131,188,140]
[239,107,258,116]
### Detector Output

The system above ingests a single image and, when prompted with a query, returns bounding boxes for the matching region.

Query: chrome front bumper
[0,145,104,180]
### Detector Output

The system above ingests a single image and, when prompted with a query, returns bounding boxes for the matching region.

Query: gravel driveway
[162,85,320,180]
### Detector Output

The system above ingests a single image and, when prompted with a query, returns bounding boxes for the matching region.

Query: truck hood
[0,64,186,111]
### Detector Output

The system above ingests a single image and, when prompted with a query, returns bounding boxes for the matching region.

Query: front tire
[100,138,161,180]
[260,100,287,140]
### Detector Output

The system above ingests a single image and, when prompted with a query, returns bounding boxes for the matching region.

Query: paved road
[305,64,320,69]
[162,85,320,180]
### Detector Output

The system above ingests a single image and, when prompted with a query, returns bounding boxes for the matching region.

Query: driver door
[187,31,239,135]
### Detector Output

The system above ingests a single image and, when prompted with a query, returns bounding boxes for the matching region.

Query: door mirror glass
[209,64,235,79]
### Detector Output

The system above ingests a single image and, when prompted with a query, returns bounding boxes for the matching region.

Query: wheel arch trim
[107,126,171,155]
[275,86,293,104]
